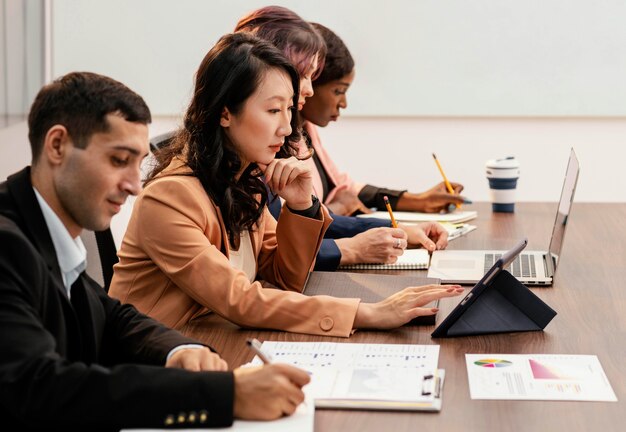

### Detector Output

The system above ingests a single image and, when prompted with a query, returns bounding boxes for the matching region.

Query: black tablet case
[432,270,556,337]
[304,271,440,325]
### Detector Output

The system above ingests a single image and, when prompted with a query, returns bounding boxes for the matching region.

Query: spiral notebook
[339,249,430,270]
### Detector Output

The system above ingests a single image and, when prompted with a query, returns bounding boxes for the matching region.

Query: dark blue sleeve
[324,213,391,239]
[266,188,282,220]
[313,239,342,271]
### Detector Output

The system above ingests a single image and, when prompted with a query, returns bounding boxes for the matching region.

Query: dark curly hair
[310,22,354,86]
[147,33,301,249]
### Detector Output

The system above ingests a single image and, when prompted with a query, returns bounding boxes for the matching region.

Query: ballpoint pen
[246,338,273,364]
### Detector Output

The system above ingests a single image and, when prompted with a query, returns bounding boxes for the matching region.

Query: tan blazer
[109,159,360,337]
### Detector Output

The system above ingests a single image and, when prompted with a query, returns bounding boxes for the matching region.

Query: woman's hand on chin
[262,157,313,210]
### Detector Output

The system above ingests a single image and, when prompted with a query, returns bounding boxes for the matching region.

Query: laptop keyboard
[484,253,537,278]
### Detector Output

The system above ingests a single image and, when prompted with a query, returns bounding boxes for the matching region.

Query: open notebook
[251,341,445,412]
[339,249,430,270]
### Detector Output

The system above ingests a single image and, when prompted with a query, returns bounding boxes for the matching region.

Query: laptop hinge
[543,253,555,278]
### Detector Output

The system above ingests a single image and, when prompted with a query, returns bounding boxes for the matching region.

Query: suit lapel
[7,167,67,298]
[69,276,103,363]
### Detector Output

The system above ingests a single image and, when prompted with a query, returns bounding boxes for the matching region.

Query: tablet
[432,239,557,338]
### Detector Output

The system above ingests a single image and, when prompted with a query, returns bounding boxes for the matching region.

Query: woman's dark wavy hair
[234,6,326,80]
[310,22,354,86]
[147,33,301,248]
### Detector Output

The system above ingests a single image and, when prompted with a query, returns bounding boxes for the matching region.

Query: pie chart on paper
[474,359,513,368]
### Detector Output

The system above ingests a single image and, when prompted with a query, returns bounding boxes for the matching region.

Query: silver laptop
[428,148,579,286]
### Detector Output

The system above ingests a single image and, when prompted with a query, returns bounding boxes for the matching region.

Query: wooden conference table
[184,202,626,432]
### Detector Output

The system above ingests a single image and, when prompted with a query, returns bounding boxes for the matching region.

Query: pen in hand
[247,338,312,403]
[246,338,273,364]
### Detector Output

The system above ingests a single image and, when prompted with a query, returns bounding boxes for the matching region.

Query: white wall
[50,0,626,117]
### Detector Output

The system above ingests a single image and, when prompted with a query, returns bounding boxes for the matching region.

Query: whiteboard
[52,0,626,117]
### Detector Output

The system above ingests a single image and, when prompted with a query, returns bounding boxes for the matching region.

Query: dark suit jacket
[266,191,390,270]
[0,168,234,431]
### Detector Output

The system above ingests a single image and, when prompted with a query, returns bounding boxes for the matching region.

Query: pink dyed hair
[234,6,326,80]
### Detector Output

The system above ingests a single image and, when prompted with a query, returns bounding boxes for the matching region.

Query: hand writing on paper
[400,222,449,252]
[233,364,311,420]
[336,227,407,265]
[412,181,466,213]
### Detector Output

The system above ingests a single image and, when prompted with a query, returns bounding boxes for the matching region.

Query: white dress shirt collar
[33,188,87,297]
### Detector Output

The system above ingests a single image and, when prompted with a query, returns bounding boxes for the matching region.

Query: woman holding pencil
[300,23,469,216]
[109,32,463,337]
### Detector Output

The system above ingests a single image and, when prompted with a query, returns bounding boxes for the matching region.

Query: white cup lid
[486,157,519,169]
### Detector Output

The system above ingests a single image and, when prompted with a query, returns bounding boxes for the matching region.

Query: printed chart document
[252,342,444,411]
[358,210,477,224]
[466,354,617,402]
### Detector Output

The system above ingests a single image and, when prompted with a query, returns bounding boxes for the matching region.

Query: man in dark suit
[0,72,308,430]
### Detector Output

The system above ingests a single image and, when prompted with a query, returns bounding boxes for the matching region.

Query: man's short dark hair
[27,71,152,163]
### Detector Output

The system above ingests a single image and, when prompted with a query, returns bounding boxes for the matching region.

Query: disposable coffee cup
[486,157,520,212]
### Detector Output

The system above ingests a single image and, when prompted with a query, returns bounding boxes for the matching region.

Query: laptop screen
[547,149,580,272]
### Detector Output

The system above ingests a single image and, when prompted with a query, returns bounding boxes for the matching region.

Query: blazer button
[177,412,186,424]
[188,411,197,423]
[164,414,175,426]
[319,316,334,331]
[199,410,209,423]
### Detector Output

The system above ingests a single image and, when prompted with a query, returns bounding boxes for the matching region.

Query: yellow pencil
[432,153,460,209]
[383,196,398,228]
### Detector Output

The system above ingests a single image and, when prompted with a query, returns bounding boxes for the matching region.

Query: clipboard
[432,238,557,337]
[314,369,446,412]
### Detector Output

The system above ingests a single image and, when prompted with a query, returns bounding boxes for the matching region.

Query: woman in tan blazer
[110,32,462,337]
